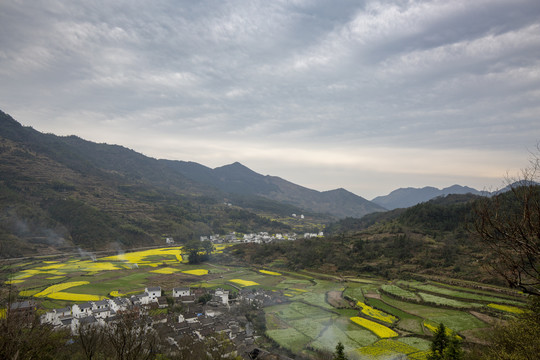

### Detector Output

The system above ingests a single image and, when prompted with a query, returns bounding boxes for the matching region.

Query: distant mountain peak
[372,184,484,210]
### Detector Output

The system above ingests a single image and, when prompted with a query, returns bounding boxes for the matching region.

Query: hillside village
[200,231,323,244]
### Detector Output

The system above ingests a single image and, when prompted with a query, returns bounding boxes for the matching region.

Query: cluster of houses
[303,232,324,239]
[200,232,299,244]
[11,286,291,360]
[40,285,232,333]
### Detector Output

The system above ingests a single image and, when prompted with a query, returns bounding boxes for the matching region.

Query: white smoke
[77,247,97,261]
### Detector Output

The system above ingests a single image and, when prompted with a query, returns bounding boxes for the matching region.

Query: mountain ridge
[371,184,486,210]
[167,160,385,219]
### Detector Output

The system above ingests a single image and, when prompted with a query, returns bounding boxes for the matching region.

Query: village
[33,283,294,359]
[200,231,323,244]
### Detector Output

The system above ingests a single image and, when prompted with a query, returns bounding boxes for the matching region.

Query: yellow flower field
[356,345,399,358]
[5,279,25,285]
[423,321,461,339]
[103,247,183,264]
[150,267,180,274]
[408,351,429,360]
[182,269,209,276]
[46,276,66,280]
[110,290,140,297]
[357,301,397,324]
[350,317,398,338]
[230,279,259,287]
[19,290,39,297]
[259,270,282,276]
[34,281,90,297]
[487,303,524,314]
[47,292,106,301]
[372,339,419,354]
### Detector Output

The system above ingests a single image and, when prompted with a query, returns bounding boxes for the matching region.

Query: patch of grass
[410,283,525,306]
[398,337,432,351]
[343,285,366,302]
[381,295,487,332]
[418,292,483,308]
[289,318,327,339]
[381,284,419,301]
[266,328,311,353]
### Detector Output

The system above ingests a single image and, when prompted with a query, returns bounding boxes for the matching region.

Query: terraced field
[3,245,529,359]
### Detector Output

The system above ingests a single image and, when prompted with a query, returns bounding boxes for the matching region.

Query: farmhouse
[42,307,71,326]
[72,302,93,318]
[213,288,229,305]
[145,286,162,299]
[173,287,191,297]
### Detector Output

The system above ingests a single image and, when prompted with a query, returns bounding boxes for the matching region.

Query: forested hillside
[0,111,323,257]
[230,193,500,283]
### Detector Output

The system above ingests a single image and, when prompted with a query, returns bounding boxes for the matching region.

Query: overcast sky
[1,0,540,199]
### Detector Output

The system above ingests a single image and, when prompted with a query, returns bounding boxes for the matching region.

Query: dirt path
[327,291,350,308]
[469,311,500,325]
[364,292,381,300]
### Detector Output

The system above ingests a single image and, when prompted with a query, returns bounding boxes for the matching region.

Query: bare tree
[76,321,104,360]
[105,310,159,360]
[473,148,540,296]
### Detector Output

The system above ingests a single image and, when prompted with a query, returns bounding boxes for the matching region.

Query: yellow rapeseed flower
[150,267,180,274]
[487,303,524,314]
[350,316,398,338]
[34,281,90,297]
[230,279,259,287]
[357,301,397,324]
[182,269,209,276]
[259,270,282,276]
[5,279,25,285]
[423,321,461,340]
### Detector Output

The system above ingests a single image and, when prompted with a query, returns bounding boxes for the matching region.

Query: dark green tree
[201,239,214,256]
[428,323,462,360]
[428,323,448,359]
[333,341,348,360]
[184,240,203,264]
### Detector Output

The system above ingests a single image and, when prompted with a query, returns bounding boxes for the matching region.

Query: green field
[400,281,526,306]
[4,246,526,358]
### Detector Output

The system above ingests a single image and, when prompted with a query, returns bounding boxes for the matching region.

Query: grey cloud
[1,0,539,197]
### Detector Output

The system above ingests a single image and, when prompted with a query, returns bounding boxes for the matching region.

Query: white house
[214,289,229,305]
[92,307,113,319]
[72,303,93,318]
[92,300,109,310]
[43,307,71,326]
[173,287,191,298]
[137,293,151,305]
[145,286,161,299]
[107,297,130,312]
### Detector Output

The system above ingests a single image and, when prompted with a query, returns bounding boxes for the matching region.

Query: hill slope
[234,193,500,283]
[0,110,315,256]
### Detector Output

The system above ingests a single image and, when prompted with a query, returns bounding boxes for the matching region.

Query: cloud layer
[1,0,539,198]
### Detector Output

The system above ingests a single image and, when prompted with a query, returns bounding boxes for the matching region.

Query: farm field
[3,246,528,359]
